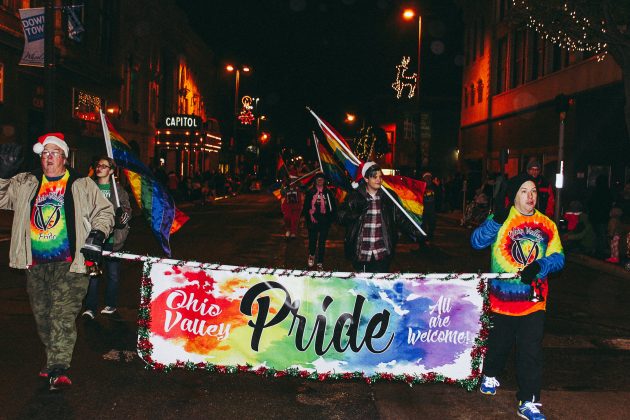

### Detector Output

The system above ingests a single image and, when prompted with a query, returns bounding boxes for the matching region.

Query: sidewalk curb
[566,253,630,279]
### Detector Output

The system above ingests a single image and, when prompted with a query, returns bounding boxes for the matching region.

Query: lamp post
[402,7,423,174]
[226,64,251,173]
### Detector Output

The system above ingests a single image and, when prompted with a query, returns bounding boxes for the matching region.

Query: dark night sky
[177,0,463,152]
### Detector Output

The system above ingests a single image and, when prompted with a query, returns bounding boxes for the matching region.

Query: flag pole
[99,110,121,208]
[381,187,426,236]
[289,168,320,187]
[312,132,324,173]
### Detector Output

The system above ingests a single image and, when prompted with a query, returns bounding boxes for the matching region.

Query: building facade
[0,0,221,176]
[460,0,630,201]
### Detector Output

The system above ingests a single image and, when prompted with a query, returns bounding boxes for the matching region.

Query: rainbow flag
[309,110,360,179]
[309,108,425,234]
[100,112,188,256]
[315,135,353,192]
[382,175,426,226]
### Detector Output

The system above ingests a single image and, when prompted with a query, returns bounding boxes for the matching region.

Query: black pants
[482,310,545,402]
[308,225,330,264]
[352,256,391,273]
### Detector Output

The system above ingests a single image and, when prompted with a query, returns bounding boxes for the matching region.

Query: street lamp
[226,64,251,172]
[402,7,423,173]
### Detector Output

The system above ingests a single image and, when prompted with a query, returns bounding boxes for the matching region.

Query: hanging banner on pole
[137,261,490,389]
[18,8,45,67]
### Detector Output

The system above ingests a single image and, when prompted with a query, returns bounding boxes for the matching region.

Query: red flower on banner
[299,370,310,378]
[342,372,354,380]
[255,366,268,376]
[238,365,250,372]
[318,373,329,381]
[274,371,287,378]
[216,365,227,374]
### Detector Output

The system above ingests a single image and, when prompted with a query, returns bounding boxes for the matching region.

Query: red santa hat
[33,132,68,157]
[351,161,377,188]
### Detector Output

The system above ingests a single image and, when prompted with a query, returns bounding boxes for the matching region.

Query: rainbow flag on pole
[308,108,426,235]
[100,111,188,255]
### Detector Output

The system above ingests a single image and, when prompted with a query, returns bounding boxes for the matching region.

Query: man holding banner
[0,134,114,391]
[338,162,417,273]
[471,173,564,420]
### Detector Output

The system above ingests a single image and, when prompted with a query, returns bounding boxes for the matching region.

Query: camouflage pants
[26,261,89,371]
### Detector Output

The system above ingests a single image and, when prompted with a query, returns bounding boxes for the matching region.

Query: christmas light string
[512,0,611,61]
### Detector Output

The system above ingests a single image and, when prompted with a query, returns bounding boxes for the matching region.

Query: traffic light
[555,94,574,114]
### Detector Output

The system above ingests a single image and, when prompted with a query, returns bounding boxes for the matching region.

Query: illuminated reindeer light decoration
[391,56,418,99]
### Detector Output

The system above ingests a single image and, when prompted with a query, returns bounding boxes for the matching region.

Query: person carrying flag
[338,162,417,273]
[0,134,114,391]
[82,156,131,319]
[471,173,564,420]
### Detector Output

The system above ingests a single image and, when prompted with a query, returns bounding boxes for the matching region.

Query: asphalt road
[0,193,629,419]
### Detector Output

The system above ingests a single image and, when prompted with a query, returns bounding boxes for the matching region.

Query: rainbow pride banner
[137,261,491,389]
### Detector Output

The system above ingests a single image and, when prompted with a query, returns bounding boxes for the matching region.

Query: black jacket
[302,187,337,228]
[338,184,417,262]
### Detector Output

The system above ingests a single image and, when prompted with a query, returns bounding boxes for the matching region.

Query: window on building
[463,87,468,108]
[511,29,526,88]
[495,36,508,94]
[479,18,485,56]
[497,0,511,22]
[0,0,20,11]
[464,27,469,66]
[0,63,4,103]
[472,19,477,60]
[470,83,475,107]
[477,79,484,103]
[96,1,114,65]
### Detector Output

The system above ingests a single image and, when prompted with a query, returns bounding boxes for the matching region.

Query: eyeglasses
[96,164,111,169]
[41,150,64,158]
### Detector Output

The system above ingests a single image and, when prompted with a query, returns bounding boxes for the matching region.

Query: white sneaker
[307,255,315,268]
[101,306,117,314]
[82,309,95,320]
[285,231,291,238]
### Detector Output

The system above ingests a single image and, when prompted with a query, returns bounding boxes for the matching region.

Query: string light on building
[391,56,418,99]
[513,0,609,61]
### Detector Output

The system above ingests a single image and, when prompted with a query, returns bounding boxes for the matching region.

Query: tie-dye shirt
[471,207,564,316]
[30,171,73,265]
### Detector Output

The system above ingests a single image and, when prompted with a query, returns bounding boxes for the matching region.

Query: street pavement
[0,193,629,419]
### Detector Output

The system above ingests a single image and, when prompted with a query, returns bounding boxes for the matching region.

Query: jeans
[308,225,330,263]
[85,255,121,311]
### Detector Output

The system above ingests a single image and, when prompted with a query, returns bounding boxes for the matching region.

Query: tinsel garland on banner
[136,261,491,391]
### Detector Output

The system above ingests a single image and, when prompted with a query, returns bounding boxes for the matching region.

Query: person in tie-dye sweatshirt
[471,173,564,420]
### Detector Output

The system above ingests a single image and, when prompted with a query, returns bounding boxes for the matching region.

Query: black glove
[492,203,510,225]
[81,230,106,264]
[520,261,541,284]
[0,143,24,179]
[114,207,130,229]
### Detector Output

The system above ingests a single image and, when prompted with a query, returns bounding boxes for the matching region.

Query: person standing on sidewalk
[526,159,555,218]
[302,173,336,270]
[338,162,418,273]
[471,173,564,420]
[0,134,114,391]
[83,156,131,319]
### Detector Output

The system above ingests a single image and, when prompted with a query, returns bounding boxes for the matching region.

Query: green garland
[136,262,490,391]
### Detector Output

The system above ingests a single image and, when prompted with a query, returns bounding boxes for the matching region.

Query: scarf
[309,186,327,223]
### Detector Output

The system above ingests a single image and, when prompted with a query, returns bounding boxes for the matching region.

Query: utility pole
[44,0,55,131]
